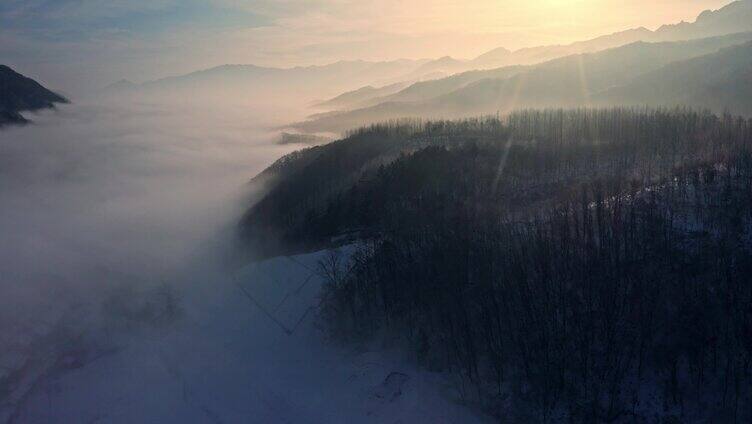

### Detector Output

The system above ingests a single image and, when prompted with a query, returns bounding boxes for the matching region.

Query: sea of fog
[0,99,302,417]
[0,100,297,316]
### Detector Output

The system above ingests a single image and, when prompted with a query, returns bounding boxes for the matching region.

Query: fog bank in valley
[0,97,303,359]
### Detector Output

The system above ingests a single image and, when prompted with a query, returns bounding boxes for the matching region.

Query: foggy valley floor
[9,247,491,423]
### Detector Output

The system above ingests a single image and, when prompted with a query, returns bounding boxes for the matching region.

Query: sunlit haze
[3,0,752,422]
[0,0,734,93]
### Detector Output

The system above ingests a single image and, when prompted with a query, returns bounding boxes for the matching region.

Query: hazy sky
[0,0,735,94]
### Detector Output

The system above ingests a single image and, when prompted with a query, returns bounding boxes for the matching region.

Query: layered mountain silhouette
[314,81,412,110]
[105,1,752,113]
[596,42,752,114]
[295,31,752,133]
[314,65,529,112]
[102,60,432,102]
[429,0,752,72]
[97,0,752,133]
[654,0,752,39]
[315,0,752,112]
[0,65,68,127]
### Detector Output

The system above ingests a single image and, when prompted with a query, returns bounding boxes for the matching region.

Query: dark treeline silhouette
[242,108,752,256]
[322,173,752,421]
[241,107,752,422]
[304,108,752,422]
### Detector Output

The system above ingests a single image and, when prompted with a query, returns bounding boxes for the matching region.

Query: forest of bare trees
[265,108,752,422]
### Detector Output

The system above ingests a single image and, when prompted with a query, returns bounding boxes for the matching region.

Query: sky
[0,0,735,94]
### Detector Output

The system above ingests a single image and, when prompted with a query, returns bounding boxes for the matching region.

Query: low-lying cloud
[0,97,303,342]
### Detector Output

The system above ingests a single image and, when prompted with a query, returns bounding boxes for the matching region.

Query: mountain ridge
[313,1,752,113]
[293,31,752,133]
[0,65,68,128]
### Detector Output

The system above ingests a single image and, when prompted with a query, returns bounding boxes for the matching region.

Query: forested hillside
[242,108,752,421]
[247,108,752,254]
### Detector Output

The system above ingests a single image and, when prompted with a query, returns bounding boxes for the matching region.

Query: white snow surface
[11,249,491,424]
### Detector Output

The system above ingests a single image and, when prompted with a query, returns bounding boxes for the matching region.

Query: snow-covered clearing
[8,249,490,423]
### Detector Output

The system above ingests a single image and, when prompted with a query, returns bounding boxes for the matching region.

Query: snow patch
[8,249,491,423]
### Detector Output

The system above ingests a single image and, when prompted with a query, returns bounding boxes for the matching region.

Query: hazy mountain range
[310,65,529,113]
[317,0,752,112]
[102,60,431,103]
[105,1,752,111]
[419,0,752,75]
[478,0,752,65]
[294,31,752,133]
[0,65,68,127]
[597,41,752,113]
[313,81,413,110]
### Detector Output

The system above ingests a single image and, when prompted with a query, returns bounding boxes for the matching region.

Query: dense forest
[242,108,752,422]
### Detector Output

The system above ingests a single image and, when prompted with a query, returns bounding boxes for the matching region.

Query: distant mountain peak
[474,47,510,57]
[693,1,750,23]
[468,1,752,70]
[656,0,752,35]
[105,79,136,89]
[424,56,463,66]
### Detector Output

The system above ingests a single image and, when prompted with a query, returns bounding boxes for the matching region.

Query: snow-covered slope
[10,249,490,423]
